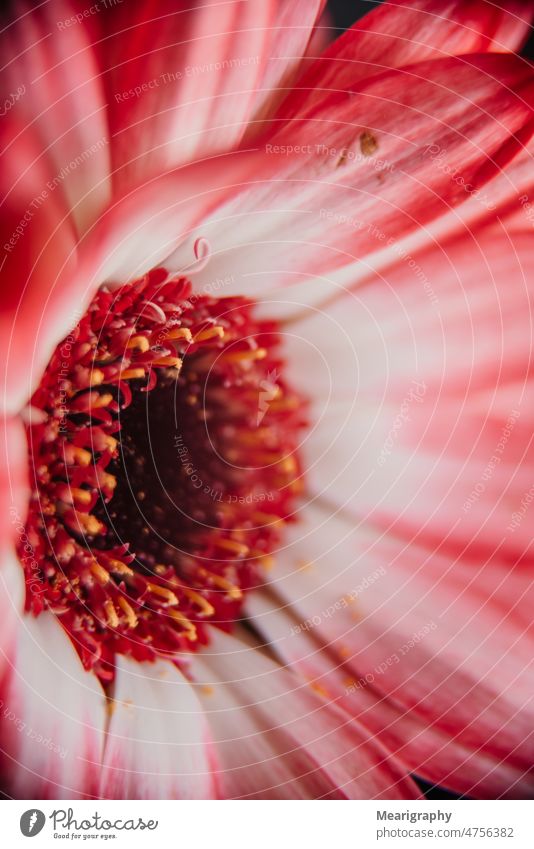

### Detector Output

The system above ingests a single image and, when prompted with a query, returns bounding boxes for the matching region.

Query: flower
[0,0,533,800]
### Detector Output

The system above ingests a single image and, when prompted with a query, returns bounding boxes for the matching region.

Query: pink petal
[168,54,534,299]
[0,417,29,546]
[0,592,106,799]
[100,656,217,799]
[95,0,298,188]
[1,1,110,233]
[281,0,534,117]
[0,115,78,414]
[288,228,534,561]
[245,0,327,129]
[192,630,420,799]
[247,503,534,798]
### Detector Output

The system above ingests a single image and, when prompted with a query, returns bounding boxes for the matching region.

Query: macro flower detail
[22,268,304,681]
[1,0,534,803]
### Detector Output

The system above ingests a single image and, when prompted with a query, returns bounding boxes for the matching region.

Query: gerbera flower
[0,0,533,800]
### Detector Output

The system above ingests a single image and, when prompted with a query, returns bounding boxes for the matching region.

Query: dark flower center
[21,268,305,683]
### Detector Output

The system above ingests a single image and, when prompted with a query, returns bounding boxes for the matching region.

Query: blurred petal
[281,0,534,115]
[192,630,420,799]
[100,656,217,799]
[1,0,111,233]
[0,599,107,799]
[248,503,534,798]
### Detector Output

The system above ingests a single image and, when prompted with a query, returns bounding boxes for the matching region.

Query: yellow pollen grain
[194,325,225,343]
[310,681,331,699]
[117,596,138,629]
[103,435,118,451]
[126,335,150,352]
[104,599,120,628]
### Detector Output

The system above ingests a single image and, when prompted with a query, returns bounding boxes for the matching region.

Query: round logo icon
[20,810,46,837]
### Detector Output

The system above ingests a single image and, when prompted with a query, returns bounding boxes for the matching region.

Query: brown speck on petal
[360,130,378,156]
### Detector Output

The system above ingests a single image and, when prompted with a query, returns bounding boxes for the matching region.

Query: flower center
[21,268,304,682]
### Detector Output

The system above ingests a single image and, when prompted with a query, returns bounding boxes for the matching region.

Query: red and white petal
[0,417,29,546]
[97,0,272,189]
[280,0,534,117]
[286,228,534,561]
[168,54,534,302]
[100,656,217,799]
[0,117,79,415]
[247,503,534,798]
[0,594,107,799]
[97,0,326,189]
[245,0,327,129]
[1,1,110,233]
[192,629,420,799]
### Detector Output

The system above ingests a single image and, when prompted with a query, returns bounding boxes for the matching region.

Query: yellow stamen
[104,599,120,628]
[169,609,197,641]
[65,445,92,466]
[198,568,242,601]
[117,596,138,629]
[167,327,193,342]
[119,367,146,380]
[180,587,215,617]
[68,486,91,505]
[147,582,179,606]
[91,393,113,409]
[75,512,104,535]
[126,335,150,353]
[194,325,225,343]
[216,538,250,557]
[224,348,267,363]
[90,561,110,585]
[89,369,105,386]
[109,559,134,578]
[151,355,182,368]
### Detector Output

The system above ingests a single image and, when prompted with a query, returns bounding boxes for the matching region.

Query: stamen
[21,269,306,683]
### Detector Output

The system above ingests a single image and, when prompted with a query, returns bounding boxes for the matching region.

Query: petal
[1,0,111,233]
[0,599,107,799]
[0,115,78,414]
[100,656,217,799]
[289,228,534,562]
[0,417,29,546]
[166,54,534,300]
[280,0,534,117]
[192,629,420,799]
[247,502,534,798]
[96,0,274,189]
